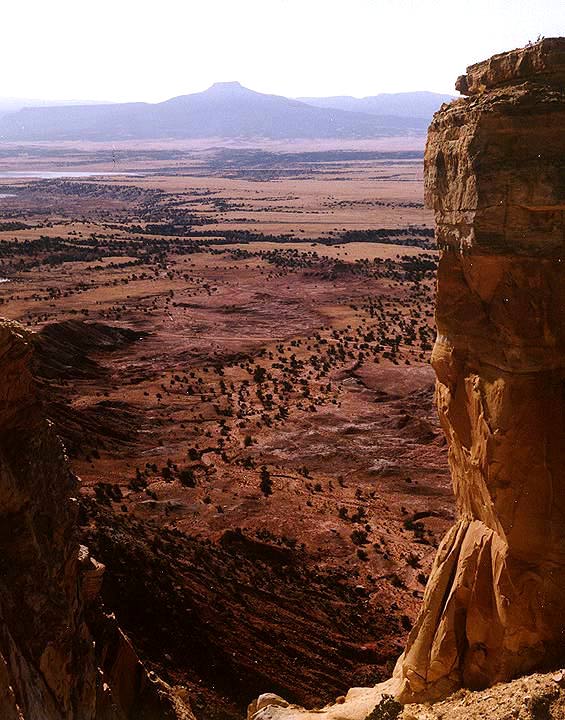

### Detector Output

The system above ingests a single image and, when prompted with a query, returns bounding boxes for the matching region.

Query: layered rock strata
[0,320,192,720]
[395,36,565,702]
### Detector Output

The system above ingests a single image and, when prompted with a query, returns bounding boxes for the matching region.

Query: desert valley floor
[0,138,453,720]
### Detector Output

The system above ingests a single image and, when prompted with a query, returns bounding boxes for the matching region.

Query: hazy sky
[3,0,564,103]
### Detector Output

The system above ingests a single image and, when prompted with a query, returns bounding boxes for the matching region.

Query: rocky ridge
[248,36,565,720]
[0,320,192,720]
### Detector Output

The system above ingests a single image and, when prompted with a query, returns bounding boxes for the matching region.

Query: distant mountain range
[0,83,452,142]
[0,97,106,120]
[297,91,454,119]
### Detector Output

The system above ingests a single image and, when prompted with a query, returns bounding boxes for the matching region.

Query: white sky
[3,0,564,103]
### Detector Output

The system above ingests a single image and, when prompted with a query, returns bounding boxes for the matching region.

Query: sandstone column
[395,38,565,702]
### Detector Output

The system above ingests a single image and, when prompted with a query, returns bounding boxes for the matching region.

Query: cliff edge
[248,35,565,720]
[0,320,193,720]
[396,34,565,702]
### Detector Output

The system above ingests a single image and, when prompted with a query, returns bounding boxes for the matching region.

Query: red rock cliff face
[0,320,192,720]
[395,38,565,702]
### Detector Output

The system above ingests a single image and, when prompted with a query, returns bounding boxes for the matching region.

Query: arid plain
[0,138,452,720]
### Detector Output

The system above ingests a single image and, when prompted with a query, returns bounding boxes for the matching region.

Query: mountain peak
[207,81,246,93]
[0,82,434,140]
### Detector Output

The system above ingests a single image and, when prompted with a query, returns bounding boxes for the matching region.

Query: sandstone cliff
[0,320,193,720]
[248,36,565,720]
[395,35,565,703]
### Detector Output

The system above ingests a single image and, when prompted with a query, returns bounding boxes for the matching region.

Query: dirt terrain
[0,139,451,720]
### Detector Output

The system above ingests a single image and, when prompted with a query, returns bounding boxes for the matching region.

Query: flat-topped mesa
[394,38,565,703]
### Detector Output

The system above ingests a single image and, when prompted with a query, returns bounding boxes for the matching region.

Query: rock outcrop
[248,36,565,720]
[248,669,565,720]
[0,320,193,720]
[394,36,565,702]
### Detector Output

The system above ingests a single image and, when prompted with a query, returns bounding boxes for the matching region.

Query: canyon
[0,37,564,720]
[0,140,448,718]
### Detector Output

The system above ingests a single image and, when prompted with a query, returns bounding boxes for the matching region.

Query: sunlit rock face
[0,320,193,720]
[394,37,565,703]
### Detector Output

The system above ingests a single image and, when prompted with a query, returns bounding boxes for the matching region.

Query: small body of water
[0,171,139,179]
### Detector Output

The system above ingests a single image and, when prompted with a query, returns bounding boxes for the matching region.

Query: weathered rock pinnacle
[394,36,565,702]
[247,36,565,720]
